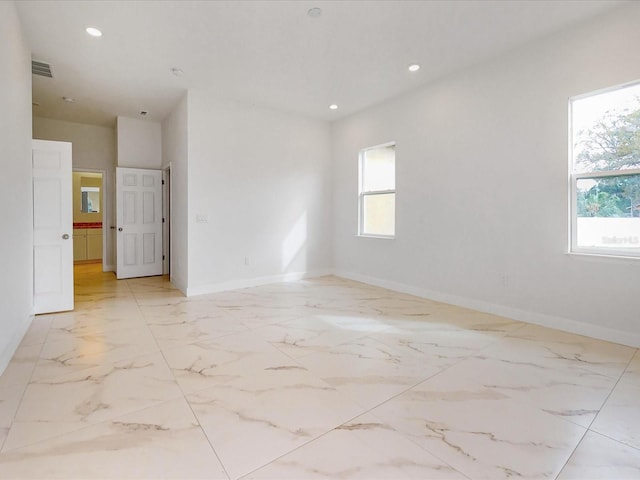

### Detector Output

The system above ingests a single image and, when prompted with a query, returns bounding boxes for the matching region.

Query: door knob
[62,234,70,240]
[118,227,123,231]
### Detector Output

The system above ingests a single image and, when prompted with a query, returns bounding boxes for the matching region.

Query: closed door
[116,167,163,279]
[33,139,73,314]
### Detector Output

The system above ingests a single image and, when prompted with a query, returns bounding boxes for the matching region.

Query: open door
[116,167,163,279]
[33,139,73,314]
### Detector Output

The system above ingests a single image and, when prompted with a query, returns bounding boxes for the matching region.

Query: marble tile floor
[0,263,639,479]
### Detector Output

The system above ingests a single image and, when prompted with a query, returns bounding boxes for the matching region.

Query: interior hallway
[0,264,639,479]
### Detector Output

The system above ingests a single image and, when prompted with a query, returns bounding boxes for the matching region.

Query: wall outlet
[196,214,208,223]
[244,256,250,266]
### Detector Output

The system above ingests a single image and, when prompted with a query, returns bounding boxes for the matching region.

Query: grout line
[158,345,231,480]
[583,428,640,453]
[0,395,187,456]
[585,347,637,432]
[0,329,51,454]
[553,429,589,480]
[129,278,233,478]
[553,347,639,479]
[142,279,232,479]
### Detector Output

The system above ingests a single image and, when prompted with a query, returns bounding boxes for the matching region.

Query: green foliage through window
[577,175,640,218]
[574,94,640,218]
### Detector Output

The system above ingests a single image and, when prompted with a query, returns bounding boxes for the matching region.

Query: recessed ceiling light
[171,67,184,77]
[86,27,102,37]
[308,7,322,18]
[62,97,75,103]
[408,64,421,72]
[329,104,338,110]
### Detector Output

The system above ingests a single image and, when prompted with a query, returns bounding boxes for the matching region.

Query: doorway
[72,170,107,270]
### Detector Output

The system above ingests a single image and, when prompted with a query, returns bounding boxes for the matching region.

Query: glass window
[570,81,640,257]
[359,143,395,237]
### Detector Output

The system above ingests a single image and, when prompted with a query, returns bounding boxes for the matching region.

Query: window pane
[572,83,640,174]
[363,146,395,192]
[576,174,640,250]
[363,193,395,236]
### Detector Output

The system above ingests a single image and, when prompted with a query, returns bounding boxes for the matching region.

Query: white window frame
[569,81,640,259]
[358,142,396,239]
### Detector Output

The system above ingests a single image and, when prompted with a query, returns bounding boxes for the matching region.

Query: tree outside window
[571,82,640,256]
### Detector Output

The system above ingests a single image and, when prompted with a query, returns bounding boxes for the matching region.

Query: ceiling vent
[32,60,53,78]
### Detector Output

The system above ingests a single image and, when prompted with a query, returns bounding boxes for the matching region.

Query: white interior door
[116,167,163,279]
[33,139,73,314]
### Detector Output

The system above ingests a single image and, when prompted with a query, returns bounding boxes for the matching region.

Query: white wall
[116,116,162,168]
[332,3,640,347]
[33,117,116,268]
[161,95,189,293]
[0,1,33,374]
[186,92,332,294]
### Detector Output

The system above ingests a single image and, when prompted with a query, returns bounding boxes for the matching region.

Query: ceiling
[16,0,626,128]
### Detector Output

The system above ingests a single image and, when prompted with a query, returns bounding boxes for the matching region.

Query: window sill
[357,234,395,240]
[566,251,640,264]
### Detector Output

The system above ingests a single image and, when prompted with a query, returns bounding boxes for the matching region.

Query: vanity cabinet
[73,229,87,261]
[73,228,102,261]
[87,229,103,259]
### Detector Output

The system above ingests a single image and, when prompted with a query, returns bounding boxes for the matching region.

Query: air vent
[32,60,53,78]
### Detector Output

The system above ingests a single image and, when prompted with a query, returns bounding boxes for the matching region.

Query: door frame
[162,163,171,276]
[73,167,110,272]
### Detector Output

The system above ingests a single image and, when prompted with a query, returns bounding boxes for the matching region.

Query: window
[570,81,640,258]
[359,143,395,237]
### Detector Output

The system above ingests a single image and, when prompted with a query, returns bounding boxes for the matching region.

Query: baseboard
[103,264,115,272]
[0,314,34,376]
[186,269,333,297]
[334,270,640,349]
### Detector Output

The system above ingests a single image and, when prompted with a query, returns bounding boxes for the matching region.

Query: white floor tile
[557,430,640,479]
[245,413,467,479]
[0,265,636,479]
[0,398,227,479]
[591,380,640,450]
